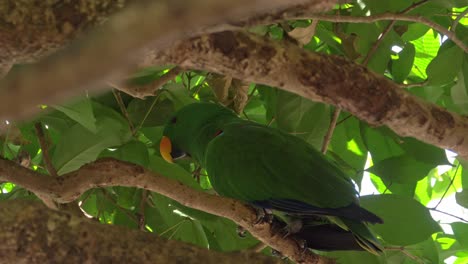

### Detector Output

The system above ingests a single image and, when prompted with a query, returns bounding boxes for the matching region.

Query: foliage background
[1,0,468,263]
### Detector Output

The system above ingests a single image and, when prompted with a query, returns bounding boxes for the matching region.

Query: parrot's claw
[271,249,283,257]
[295,238,308,253]
[236,225,247,238]
[274,218,303,238]
[253,207,273,225]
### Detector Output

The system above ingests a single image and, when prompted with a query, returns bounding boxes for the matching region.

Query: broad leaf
[360,194,441,245]
[53,97,97,133]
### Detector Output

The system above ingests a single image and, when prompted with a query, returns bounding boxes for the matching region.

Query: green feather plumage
[163,103,383,254]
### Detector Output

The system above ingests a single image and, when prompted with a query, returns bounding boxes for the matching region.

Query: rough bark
[0,200,280,264]
[0,0,128,69]
[0,0,332,122]
[144,31,468,159]
[0,157,334,264]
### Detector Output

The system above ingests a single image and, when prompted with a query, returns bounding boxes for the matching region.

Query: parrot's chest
[204,138,270,202]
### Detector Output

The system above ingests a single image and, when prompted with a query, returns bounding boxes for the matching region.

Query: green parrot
[160,102,383,254]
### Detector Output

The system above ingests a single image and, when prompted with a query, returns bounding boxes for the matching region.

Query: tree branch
[451,7,468,32]
[321,107,341,154]
[145,31,468,159]
[285,13,467,53]
[0,0,332,122]
[0,157,334,264]
[0,200,279,264]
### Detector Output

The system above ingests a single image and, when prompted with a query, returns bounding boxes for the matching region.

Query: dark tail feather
[294,224,365,251]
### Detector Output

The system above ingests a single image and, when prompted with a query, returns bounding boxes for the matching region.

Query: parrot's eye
[170,117,177,124]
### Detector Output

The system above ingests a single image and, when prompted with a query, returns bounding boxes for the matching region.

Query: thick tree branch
[0,157,334,264]
[145,31,468,159]
[0,0,332,122]
[0,200,279,264]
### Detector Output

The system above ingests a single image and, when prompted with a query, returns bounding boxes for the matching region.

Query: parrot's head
[160,103,237,164]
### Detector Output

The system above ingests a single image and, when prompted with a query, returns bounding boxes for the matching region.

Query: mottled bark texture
[0,0,128,71]
[0,158,333,264]
[144,31,468,159]
[0,0,331,121]
[0,200,280,264]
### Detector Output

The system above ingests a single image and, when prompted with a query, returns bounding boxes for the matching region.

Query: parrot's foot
[236,225,247,238]
[294,238,308,253]
[272,218,303,239]
[253,207,274,225]
[271,249,283,258]
[284,219,303,236]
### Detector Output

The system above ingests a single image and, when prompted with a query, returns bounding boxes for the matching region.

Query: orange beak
[160,136,174,163]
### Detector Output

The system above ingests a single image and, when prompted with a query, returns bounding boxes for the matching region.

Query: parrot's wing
[252,199,383,224]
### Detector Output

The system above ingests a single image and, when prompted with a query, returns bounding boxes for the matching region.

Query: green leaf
[452,222,468,249]
[362,0,410,13]
[112,187,140,210]
[52,103,131,174]
[145,193,208,248]
[329,116,367,186]
[147,156,202,191]
[426,44,464,85]
[399,137,450,166]
[392,42,415,83]
[140,126,164,144]
[80,192,98,217]
[361,125,404,163]
[275,90,330,149]
[162,83,197,109]
[127,98,175,127]
[401,23,430,41]
[368,153,433,185]
[451,55,468,114]
[360,194,441,245]
[410,29,440,79]
[404,237,439,264]
[174,219,209,248]
[201,217,258,251]
[100,141,149,167]
[113,209,138,229]
[324,250,383,264]
[366,30,400,74]
[53,97,97,133]
[456,189,468,208]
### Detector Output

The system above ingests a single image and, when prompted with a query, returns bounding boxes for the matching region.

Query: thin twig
[135,92,162,132]
[362,20,396,66]
[321,107,341,154]
[400,0,429,13]
[399,80,428,88]
[335,114,352,126]
[452,7,468,32]
[112,89,135,135]
[362,0,429,66]
[290,13,467,53]
[432,164,460,209]
[267,117,275,127]
[34,123,58,178]
[245,85,258,106]
[429,208,468,223]
[101,189,139,224]
[385,246,425,264]
[138,189,149,231]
